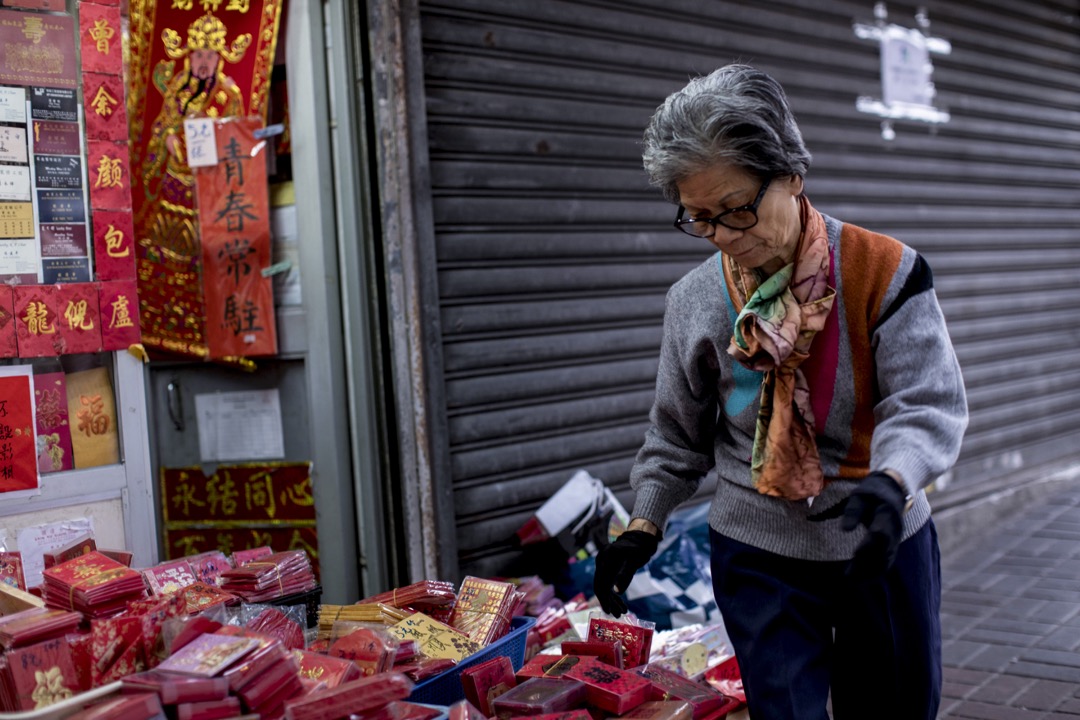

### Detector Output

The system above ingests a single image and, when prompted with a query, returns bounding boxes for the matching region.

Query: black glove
[593,530,660,617]
[841,472,907,579]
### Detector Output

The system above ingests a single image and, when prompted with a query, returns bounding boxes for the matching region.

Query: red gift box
[491,677,588,719]
[460,654,517,716]
[14,285,61,357]
[588,617,654,668]
[562,639,625,668]
[636,664,732,719]
[54,284,103,355]
[564,656,651,715]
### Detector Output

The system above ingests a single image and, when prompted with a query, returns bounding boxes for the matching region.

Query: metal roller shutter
[413,0,1080,577]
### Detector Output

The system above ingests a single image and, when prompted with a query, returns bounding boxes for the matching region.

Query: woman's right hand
[593,528,660,617]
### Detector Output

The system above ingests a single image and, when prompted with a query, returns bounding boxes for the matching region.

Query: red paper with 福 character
[194,117,276,359]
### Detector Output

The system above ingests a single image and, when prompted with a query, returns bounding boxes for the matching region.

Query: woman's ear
[787,174,805,197]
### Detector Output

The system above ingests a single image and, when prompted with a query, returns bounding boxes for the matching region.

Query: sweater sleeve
[629,280,720,532]
[871,254,969,496]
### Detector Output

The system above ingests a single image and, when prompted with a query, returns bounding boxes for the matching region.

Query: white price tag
[184,118,218,168]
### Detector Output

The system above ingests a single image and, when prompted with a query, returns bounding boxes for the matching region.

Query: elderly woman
[593,65,968,719]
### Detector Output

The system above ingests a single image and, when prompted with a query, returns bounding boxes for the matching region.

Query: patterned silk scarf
[723,196,836,500]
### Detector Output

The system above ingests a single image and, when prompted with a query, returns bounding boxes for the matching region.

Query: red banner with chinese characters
[160,463,317,577]
[0,373,38,494]
[193,118,276,358]
[127,0,282,360]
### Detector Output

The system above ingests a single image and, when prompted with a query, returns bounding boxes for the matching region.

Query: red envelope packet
[588,617,654,668]
[562,639,625,668]
[231,546,273,566]
[98,549,134,567]
[156,633,260,677]
[42,532,96,569]
[516,654,585,682]
[91,210,136,281]
[33,372,74,474]
[142,559,198,596]
[78,3,123,75]
[66,692,163,720]
[461,654,517,716]
[245,607,304,650]
[0,608,82,650]
[0,551,26,590]
[702,655,744,705]
[14,285,61,357]
[5,636,80,710]
[97,280,141,350]
[0,285,16,358]
[637,664,732,719]
[186,551,232,586]
[564,656,651,715]
[68,631,93,692]
[234,651,300,711]
[222,641,289,693]
[122,669,229,704]
[54,284,103,355]
[175,696,241,720]
[621,701,695,720]
[82,73,128,143]
[491,677,589,718]
[448,699,489,720]
[292,650,361,689]
[90,615,145,686]
[175,582,238,615]
[282,672,414,720]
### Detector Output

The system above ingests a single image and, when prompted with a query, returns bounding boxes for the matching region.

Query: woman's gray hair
[642,64,812,204]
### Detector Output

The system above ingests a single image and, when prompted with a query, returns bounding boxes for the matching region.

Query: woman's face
[676,162,804,274]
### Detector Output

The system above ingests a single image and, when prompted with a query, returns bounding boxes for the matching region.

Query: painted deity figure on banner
[139,12,250,257]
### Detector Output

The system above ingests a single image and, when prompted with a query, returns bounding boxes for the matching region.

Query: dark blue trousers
[709,520,941,720]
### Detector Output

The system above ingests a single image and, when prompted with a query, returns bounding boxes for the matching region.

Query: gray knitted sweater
[630,214,969,561]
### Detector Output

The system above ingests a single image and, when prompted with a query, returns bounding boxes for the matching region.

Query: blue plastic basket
[407,616,536,705]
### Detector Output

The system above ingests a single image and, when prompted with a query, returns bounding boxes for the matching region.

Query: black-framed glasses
[673,176,773,238]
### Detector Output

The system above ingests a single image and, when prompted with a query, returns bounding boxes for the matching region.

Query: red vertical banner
[0,285,16,358]
[97,280,142,351]
[194,118,276,359]
[91,210,136,280]
[13,285,60,358]
[55,284,104,355]
[0,372,39,495]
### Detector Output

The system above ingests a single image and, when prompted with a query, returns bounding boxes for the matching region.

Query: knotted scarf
[723,195,836,500]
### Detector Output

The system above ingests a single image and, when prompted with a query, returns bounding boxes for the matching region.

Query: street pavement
[938,483,1080,718]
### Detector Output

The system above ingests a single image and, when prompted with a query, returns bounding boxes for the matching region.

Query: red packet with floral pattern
[67,631,93,692]
[90,615,145,685]
[33,372,74,474]
[5,636,80,710]
[564,656,650,715]
[41,551,146,617]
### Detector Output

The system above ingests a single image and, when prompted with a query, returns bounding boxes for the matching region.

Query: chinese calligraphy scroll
[193,118,276,358]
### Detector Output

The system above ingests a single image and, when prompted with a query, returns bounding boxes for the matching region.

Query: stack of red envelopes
[41,552,147,619]
[0,607,82,649]
[218,550,316,603]
[221,638,304,717]
[360,580,457,611]
[0,636,81,711]
[283,671,413,720]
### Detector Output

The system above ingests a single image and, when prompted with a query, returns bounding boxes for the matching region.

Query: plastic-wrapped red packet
[327,621,398,676]
[491,677,588,719]
[636,664,732,719]
[359,580,457,611]
[564,655,651,715]
[588,616,654,668]
[702,655,744,705]
[283,671,413,720]
[246,607,305,649]
[293,650,361,689]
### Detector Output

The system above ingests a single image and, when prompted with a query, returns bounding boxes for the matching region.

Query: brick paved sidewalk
[939,485,1080,718]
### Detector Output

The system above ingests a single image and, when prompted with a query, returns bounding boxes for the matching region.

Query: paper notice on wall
[16,517,94,588]
[195,389,285,462]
